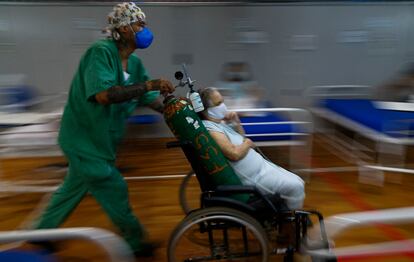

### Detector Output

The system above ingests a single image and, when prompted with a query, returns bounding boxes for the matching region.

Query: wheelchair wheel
[168,207,270,262]
[179,171,199,214]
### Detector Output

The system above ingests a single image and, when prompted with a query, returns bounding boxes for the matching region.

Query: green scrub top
[58,39,159,161]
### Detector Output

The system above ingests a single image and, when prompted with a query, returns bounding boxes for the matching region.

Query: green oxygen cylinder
[164,96,249,202]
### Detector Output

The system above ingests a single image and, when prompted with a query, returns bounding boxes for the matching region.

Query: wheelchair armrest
[213,185,279,213]
[203,196,257,214]
[215,185,257,194]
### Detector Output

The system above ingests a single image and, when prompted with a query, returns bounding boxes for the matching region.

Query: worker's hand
[146,79,175,95]
[224,111,240,124]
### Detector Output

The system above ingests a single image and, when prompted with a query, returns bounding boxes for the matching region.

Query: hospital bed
[0,110,63,157]
[306,85,414,178]
[0,74,66,157]
[216,83,313,166]
[0,227,134,262]
[237,107,313,175]
[307,206,414,260]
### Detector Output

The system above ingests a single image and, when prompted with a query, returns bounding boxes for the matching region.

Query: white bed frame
[307,85,414,145]
[305,207,414,260]
[233,107,313,177]
[0,227,134,262]
[306,85,414,181]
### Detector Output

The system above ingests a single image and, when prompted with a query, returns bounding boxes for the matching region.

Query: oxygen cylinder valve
[174,71,185,88]
[174,64,204,112]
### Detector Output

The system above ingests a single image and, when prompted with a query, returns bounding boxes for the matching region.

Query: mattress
[321,99,414,138]
[240,113,300,141]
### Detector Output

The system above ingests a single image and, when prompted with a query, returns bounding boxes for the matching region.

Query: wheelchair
[166,140,334,262]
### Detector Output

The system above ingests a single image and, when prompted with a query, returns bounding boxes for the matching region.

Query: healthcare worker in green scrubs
[33,2,174,257]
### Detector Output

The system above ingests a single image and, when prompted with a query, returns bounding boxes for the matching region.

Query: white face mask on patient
[207,103,228,120]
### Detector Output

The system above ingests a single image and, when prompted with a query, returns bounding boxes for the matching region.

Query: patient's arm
[224,112,245,135]
[209,131,253,161]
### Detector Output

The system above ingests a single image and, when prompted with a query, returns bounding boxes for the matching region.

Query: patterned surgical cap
[107,2,146,29]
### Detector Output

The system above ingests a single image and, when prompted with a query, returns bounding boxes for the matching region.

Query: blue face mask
[130,26,154,49]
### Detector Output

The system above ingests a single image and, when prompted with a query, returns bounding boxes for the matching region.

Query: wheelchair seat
[168,140,289,219]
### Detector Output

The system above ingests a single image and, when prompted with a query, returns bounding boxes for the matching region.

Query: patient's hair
[197,87,218,119]
[199,87,218,108]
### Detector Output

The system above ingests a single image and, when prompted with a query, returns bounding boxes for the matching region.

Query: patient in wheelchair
[197,87,305,209]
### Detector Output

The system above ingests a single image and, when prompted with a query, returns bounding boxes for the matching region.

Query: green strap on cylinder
[164,97,249,202]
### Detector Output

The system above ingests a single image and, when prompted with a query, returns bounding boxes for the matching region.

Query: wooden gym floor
[0,134,413,261]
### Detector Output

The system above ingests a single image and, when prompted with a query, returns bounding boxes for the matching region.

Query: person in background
[375,63,414,102]
[198,87,305,210]
[215,62,268,111]
[32,2,174,257]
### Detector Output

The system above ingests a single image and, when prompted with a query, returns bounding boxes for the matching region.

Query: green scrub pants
[35,150,146,252]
